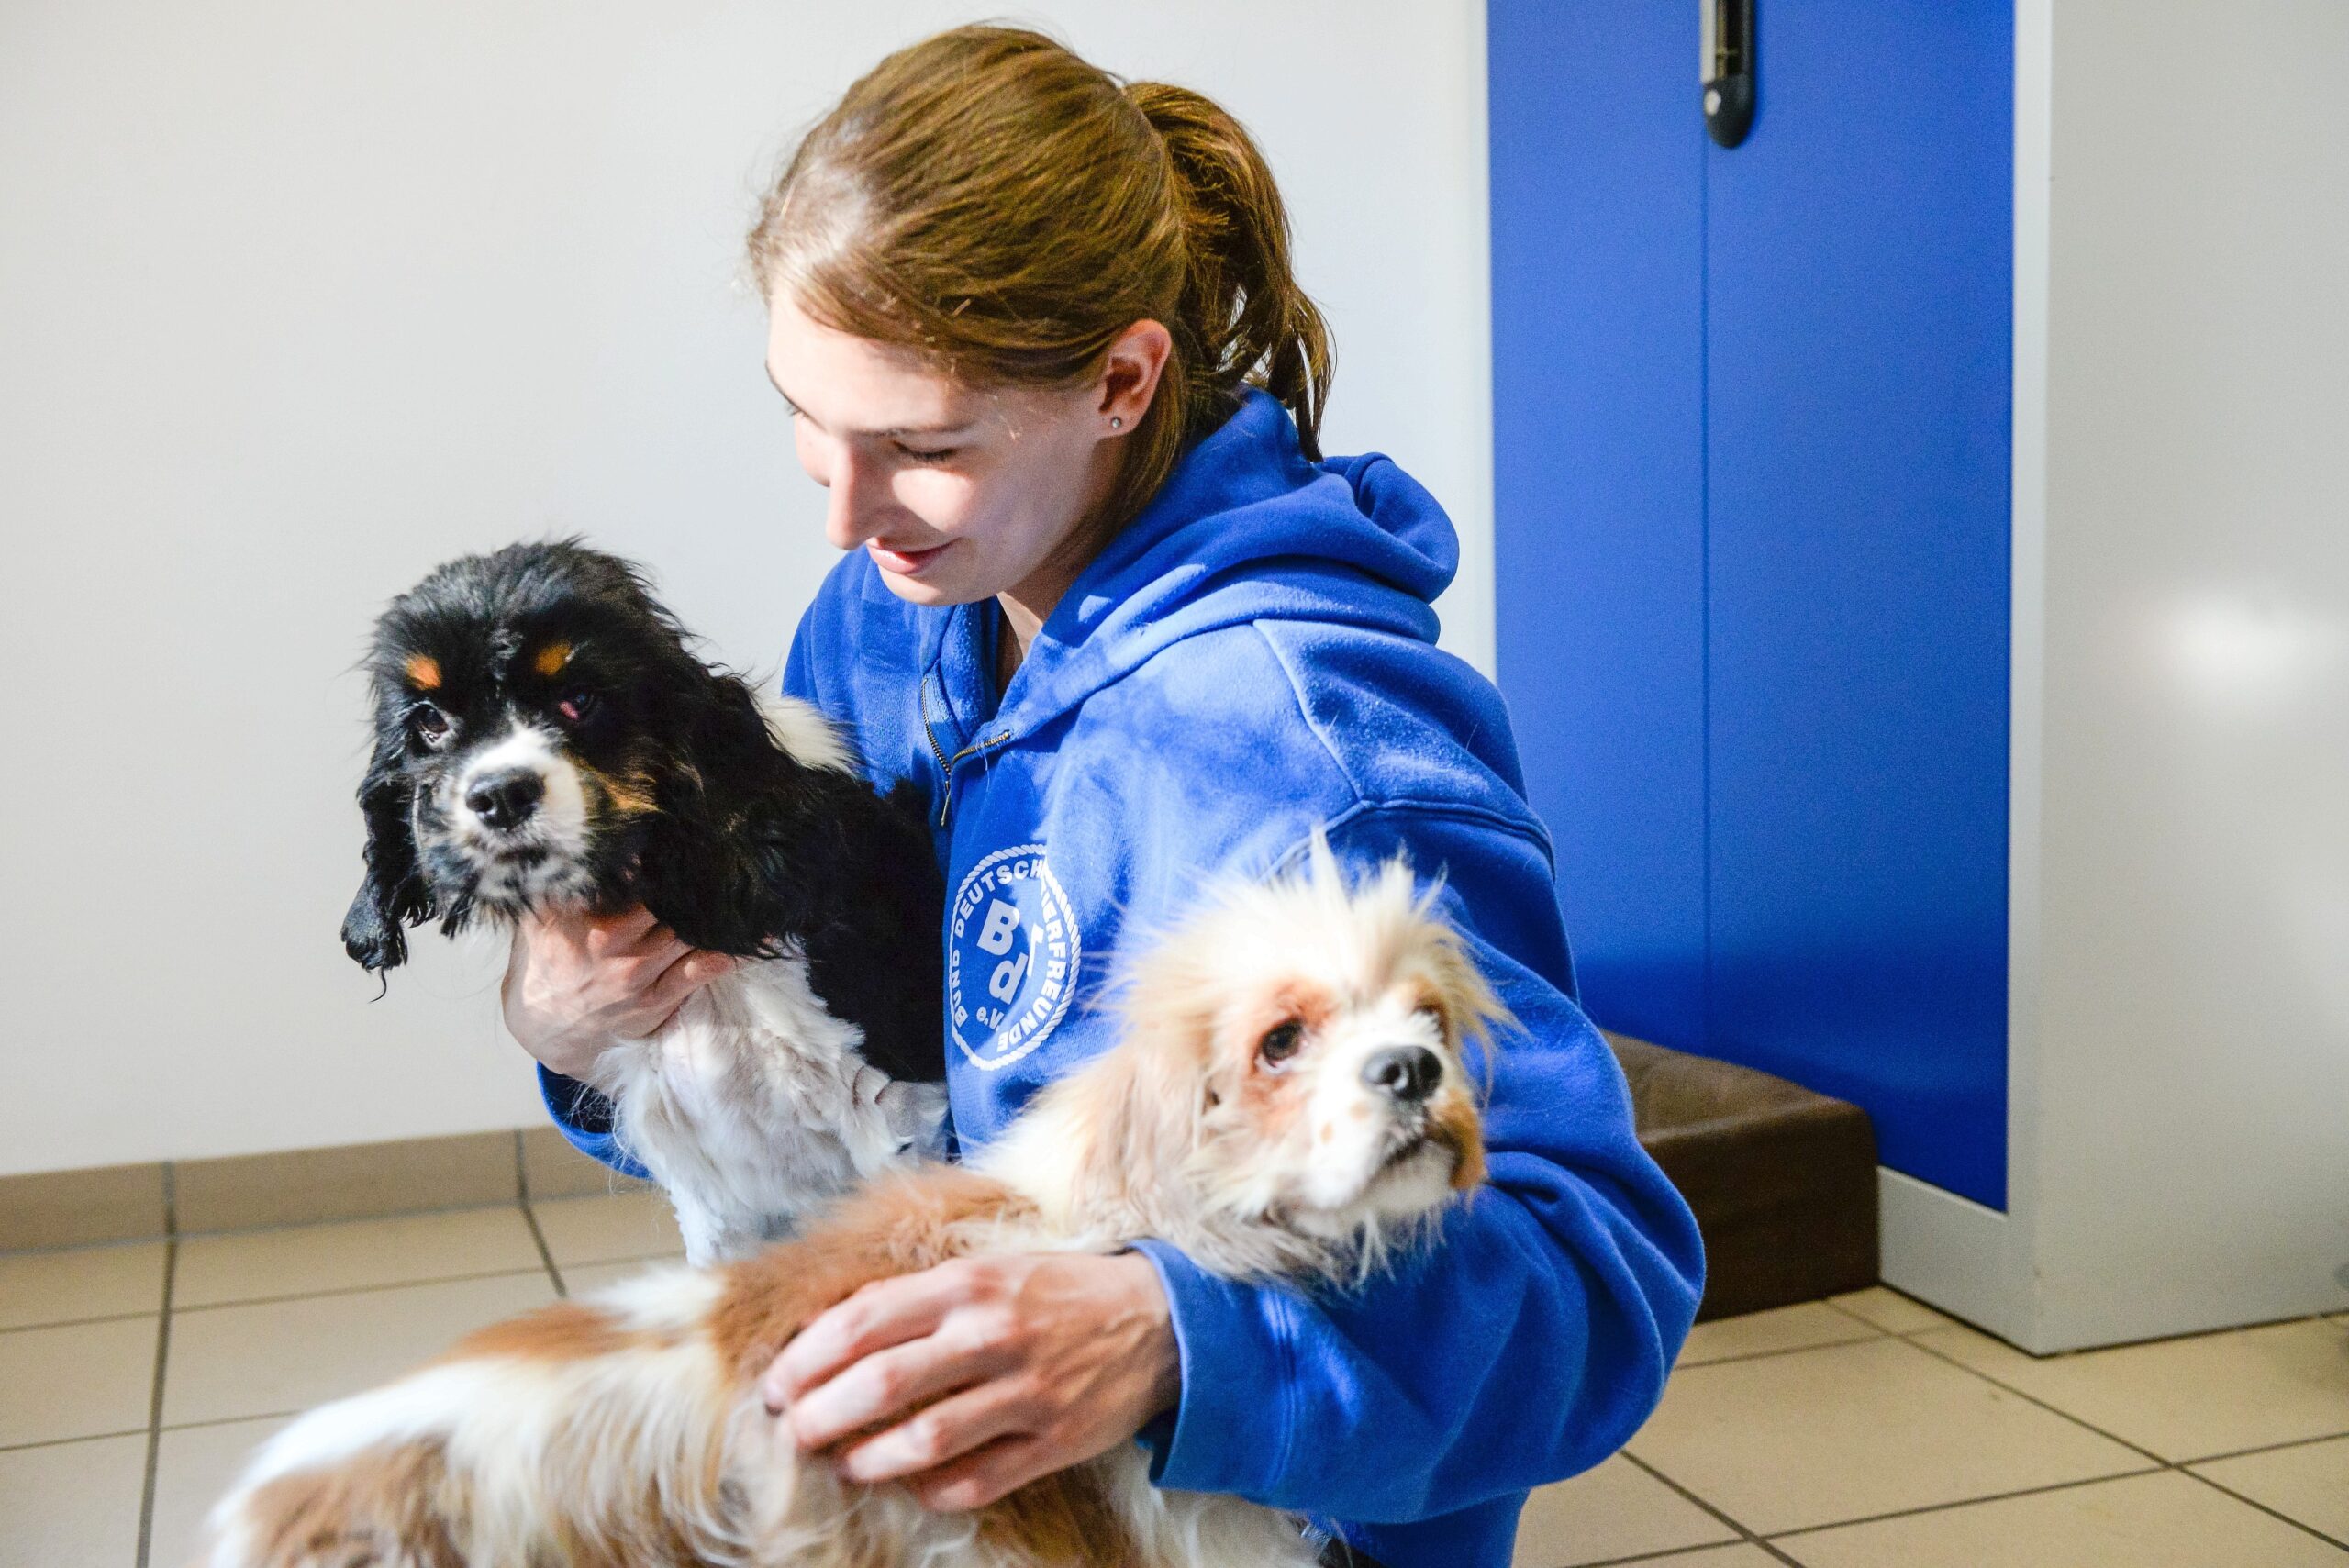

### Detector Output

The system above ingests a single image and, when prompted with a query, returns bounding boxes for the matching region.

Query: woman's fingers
[634,949,735,1035]
[621,928,695,988]
[835,1380,1034,1488]
[762,1266,977,1414]
[790,1329,1018,1460]
[497,903,732,1073]
[584,905,662,954]
[762,1255,1176,1511]
[899,1433,1050,1513]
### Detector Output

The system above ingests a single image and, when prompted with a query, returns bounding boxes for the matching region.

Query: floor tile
[150,1415,291,1565]
[2191,1433,2349,1543]
[1625,1336,2145,1535]
[164,1270,554,1427]
[1638,1551,1781,1568]
[557,1252,688,1297]
[529,1190,684,1266]
[1776,1469,2349,1567]
[1916,1316,2349,1462]
[0,1240,165,1329]
[1679,1301,1878,1366]
[0,1432,147,1568]
[0,1315,157,1447]
[1511,1454,1737,1566]
[174,1206,544,1307]
[1827,1285,1954,1335]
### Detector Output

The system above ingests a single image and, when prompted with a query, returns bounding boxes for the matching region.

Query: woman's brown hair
[747,25,1331,530]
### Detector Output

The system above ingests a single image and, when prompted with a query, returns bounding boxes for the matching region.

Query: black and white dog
[343,539,948,1262]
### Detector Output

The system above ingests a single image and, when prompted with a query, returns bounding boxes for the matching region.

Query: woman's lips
[866,539,949,576]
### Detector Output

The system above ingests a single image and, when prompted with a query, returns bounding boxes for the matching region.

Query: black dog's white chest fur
[341,541,949,1263]
[589,953,947,1262]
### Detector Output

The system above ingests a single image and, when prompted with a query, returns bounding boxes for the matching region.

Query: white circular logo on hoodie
[946,843,1081,1071]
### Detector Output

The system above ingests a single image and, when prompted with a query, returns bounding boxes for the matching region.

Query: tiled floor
[1,1205,2343,1567]
[0,1192,682,1567]
[1519,1290,2349,1567]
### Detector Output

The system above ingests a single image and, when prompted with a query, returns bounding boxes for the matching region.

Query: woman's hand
[499,906,736,1079]
[760,1251,1180,1512]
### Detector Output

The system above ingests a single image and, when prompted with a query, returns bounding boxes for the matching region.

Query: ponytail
[1127,82,1332,462]
[749,27,1334,529]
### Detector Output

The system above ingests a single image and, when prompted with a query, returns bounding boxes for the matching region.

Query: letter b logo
[976,898,1020,956]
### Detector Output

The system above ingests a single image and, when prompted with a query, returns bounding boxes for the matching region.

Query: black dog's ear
[634,679,824,959]
[340,731,433,973]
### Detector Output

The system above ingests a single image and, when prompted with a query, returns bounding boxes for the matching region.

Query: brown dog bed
[1605,1031,1878,1321]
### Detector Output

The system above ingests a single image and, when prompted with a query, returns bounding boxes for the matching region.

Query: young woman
[504,27,1702,1568]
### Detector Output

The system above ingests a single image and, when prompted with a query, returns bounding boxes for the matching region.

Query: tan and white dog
[202,847,1500,1568]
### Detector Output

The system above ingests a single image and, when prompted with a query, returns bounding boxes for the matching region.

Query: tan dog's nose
[1361,1046,1442,1103]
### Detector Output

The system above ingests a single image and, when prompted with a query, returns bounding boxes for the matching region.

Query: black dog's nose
[1362,1046,1443,1103]
[464,769,544,830]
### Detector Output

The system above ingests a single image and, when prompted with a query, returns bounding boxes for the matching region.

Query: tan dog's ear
[996,1009,1210,1232]
[1307,840,1508,1059]
[1421,916,1509,1067]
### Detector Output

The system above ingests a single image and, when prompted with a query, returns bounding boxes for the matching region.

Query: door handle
[1703,0,1755,146]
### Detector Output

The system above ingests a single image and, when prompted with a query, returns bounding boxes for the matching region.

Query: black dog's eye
[557,687,598,724]
[1257,1020,1304,1069]
[411,706,451,748]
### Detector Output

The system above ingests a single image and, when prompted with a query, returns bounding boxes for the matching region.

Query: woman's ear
[1096,317,1174,437]
[340,730,431,973]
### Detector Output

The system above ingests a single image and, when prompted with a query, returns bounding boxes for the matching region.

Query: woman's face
[764,292,1119,612]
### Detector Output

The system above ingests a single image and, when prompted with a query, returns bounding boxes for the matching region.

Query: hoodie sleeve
[1130,805,1704,1529]
[535,1066,651,1180]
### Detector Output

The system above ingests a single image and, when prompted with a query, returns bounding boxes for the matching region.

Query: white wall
[0,1,1493,1176]
[1890,0,2349,1350]
[2029,0,2349,1344]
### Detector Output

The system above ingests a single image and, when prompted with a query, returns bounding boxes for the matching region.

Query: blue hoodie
[545,391,1702,1567]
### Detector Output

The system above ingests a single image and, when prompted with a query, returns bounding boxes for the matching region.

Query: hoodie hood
[924,390,1460,742]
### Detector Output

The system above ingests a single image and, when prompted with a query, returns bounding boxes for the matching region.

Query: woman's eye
[412,707,451,746]
[1257,1020,1304,1068]
[557,689,597,723]
[896,444,957,465]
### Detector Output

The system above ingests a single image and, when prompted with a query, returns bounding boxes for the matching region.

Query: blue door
[1491,2,2013,1207]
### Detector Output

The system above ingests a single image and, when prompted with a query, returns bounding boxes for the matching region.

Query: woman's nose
[818,444,884,550]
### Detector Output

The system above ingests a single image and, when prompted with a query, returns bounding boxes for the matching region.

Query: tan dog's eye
[1256,1020,1304,1070]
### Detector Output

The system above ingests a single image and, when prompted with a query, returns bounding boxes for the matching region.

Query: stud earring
[1109,416,1124,429]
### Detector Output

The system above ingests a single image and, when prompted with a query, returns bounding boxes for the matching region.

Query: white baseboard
[1877,1165,2029,1346]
